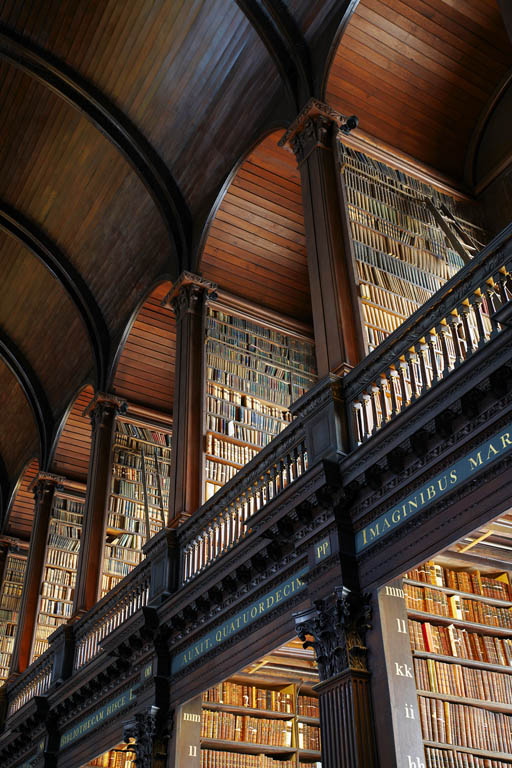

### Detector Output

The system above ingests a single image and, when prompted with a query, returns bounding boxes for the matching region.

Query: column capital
[84,392,127,435]
[123,706,159,768]
[294,586,372,681]
[162,271,217,321]
[279,98,358,163]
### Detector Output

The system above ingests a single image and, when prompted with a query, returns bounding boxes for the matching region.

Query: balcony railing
[2,224,511,731]
[179,419,308,584]
[343,224,512,447]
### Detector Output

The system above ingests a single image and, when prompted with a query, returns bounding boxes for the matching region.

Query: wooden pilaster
[164,272,216,525]
[73,392,126,613]
[280,99,364,377]
[10,474,58,673]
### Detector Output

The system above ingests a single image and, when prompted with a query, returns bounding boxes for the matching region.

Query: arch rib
[0,203,110,390]
[0,330,53,470]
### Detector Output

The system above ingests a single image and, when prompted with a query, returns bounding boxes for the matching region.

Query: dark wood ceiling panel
[0,0,280,217]
[4,458,38,540]
[0,362,38,486]
[112,283,175,415]
[200,132,310,322]
[0,62,170,345]
[325,0,512,180]
[51,386,94,482]
[0,232,92,417]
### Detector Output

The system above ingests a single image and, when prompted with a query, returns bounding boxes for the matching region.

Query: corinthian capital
[161,272,217,321]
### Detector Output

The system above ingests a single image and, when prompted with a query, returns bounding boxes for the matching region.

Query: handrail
[343,225,512,447]
[178,417,308,584]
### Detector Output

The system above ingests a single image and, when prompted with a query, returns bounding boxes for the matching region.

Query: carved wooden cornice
[278,98,358,163]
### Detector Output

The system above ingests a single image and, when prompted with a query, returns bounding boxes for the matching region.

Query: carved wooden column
[10,474,59,673]
[163,272,216,525]
[73,392,126,613]
[294,587,377,768]
[124,705,169,768]
[280,99,364,377]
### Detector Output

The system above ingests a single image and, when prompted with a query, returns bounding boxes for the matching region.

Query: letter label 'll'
[396,618,407,634]
[188,745,197,757]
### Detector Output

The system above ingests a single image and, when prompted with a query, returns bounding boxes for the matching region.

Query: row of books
[297,723,320,751]
[418,696,512,754]
[0,636,14,652]
[409,619,512,666]
[107,513,148,534]
[39,598,73,617]
[116,421,172,446]
[203,683,294,713]
[413,657,512,704]
[86,748,136,768]
[207,368,300,408]
[206,436,259,466]
[297,696,320,718]
[44,566,75,586]
[424,745,512,768]
[0,582,23,597]
[113,449,170,469]
[208,341,307,379]
[406,563,512,601]
[102,556,133,577]
[207,418,274,447]
[53,497,84,518]
[114,433,172,456]
[47,531,81,552]
[207,396,290,430]
[201,710,293,746]
[356,257,433,308]
[207,385,293,419]
[353,241,444,295]
[46,548,78,569]
[41,581,74,600]
[359,280,419,318]
[200,751,296,768]
[205,459,239,486]
[404,584,512,628]
[107,536,145,555]
[109,497,146,516]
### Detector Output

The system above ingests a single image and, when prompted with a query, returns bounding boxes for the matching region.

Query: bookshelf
[31,491,84,662]
[197,639,321,768]
[404,556,512,767]
[81,743,136,768]
[0,547,28,682]
[101,413,172,598]
[338,142,487,353]
[204,305,316,501]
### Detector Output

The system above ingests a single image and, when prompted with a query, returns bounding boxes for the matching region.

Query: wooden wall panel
[4,458,39,541]
[200,132,311,322]
[326,0,512,180]
[51,386,94,482]
[112,283,175,414]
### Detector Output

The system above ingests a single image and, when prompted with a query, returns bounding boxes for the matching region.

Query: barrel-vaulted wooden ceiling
[1,0,511,535]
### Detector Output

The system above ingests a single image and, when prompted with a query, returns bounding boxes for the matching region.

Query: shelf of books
[402,513,512,768]
[204,305,316,501]
[338,141,487,354]
[31,490,85,662]
[80,743,136,768]
[0,546,28,682]
[195,638,321,768]
[101,412,172,598]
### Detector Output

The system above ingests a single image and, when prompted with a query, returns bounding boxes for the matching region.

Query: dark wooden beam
[314,0,360,97]
[0,26,190,273]
[0,454,9,531]
[235,0,312,108]
[0,203,110,390]
[0,330,53,470]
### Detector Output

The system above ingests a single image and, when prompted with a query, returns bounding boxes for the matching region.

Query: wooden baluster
[485,283,501,337]
[362,392,371,436]
[283,453,291,488]
[370,385,380,434]
[427,332,440,385]
[405,351,419,403]
[436,324,451,375]
[447,314,463,366]
[389,370,399,418]
[418,342,429,393]
[379,377,388,423]
[353,401,364,442]
[472,294,487,348]
[398,361,409,411]
[459,304,475,357]
[302,440,308,471]
[492,270,508,306]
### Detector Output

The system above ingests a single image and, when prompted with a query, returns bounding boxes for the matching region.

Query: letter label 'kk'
[395,662,413,677]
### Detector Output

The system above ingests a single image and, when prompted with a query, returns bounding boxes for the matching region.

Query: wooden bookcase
[404,559,512,767]
[338,142,486,353]
[31,489,85,662]
[203,303,316,501]
[101,411,172,598]
[0,546,28,681]
[200,676,321,768]
[80,743,136,768]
